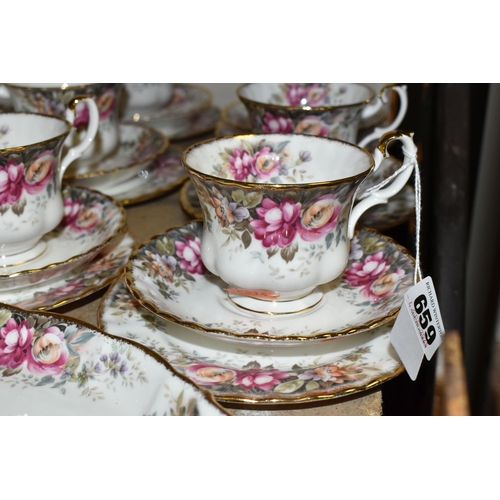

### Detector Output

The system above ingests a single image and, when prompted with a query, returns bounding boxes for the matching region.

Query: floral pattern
[100,278,403,404]
[190,138,360,265]
[0,138,62,215]
[0,305,227,416]
[126,221,415,343]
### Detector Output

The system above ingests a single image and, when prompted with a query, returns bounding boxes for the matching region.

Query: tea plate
[0,185,126,291]
[180,179,415,232]
[64,122,168,189]
[96,146,188,205]
[125,221,415,346]
[99,278,403,405]
[122,84,219,140]
[0,232,135,311]
[0,303,228,416]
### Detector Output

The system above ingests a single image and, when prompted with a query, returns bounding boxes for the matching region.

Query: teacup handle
[357,84,408,149]
[348,130,416,239]
[59,95,99,181]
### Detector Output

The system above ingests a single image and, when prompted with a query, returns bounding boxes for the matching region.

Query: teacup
[237,83,407,149]
[0,111,98,265]
[183,130,416,314]
[4,83,123,166]
[121,83,174,113]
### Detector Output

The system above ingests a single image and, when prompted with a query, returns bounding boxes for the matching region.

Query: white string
[358,149,423,284]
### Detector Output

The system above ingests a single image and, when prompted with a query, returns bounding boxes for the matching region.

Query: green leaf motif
[305,380,320,391]
[325,232,334,250]
[2,366,22,377]
[36,375,55,386]
[274,379,305,394]
[243,191,263,208]
[280,242,298,264]
[0,309,12,327]
[242,230,252,249]
[70,331,95,346]
[12,197,26,216]
[63,324,78,341]
[362,237,387,254]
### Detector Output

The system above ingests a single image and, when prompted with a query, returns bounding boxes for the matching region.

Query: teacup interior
[0,113,70,149]
[238,83,373,108]
[185,134,373,184]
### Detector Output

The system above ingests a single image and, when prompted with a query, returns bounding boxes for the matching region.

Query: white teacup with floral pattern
[4,83,123,166]
[0,111,98,265]
[237,83,407,149]
[183,131,416,314]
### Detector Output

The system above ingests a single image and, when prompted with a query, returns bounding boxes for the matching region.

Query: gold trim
[123,222,416,344]
[97,281,404,405]
[220,101,251,130]
[63,122,169,181]
[1,300,229,415]
[0,112,72,152]
[236,83,375,112]
[4,83,104,91]
[182,133,375,191]
[0,184,127,284]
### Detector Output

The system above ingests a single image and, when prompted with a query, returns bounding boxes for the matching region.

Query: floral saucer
[0,185,126,291]
[180,179,415,232]
[122,84,219,140]
[0,303,228,415]
[0,232,135,311]
[99,278,403,405]
[95,146,188,205]
[64,122,168,189]
[125,220,415,346]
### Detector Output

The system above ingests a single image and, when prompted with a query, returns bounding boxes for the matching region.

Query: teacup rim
[236,83,375,111]
[182,132,376,189]
[0,111,73,152]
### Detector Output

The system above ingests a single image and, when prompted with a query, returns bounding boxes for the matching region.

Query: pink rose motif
[26,325,70,375]
[249,198,301,248]
[184,362,236,386]
[175,236,205,275]
[285,84,308,106]
[0,318,34,368]
[96,89,116,121]
[344,251,390,287]
[298,194,341,242]
[294,116,329,137]
[22,151,55,194]
[73,100,90,128]
[234,368,289,391]
[229,148,254,181]
[261,112,294,133]
[62,197,102,232]
[0,160,24,206]
[50,281,87,297]
[252,146,280,180]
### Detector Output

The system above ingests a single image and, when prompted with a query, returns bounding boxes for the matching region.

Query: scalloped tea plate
[125,221,415,346]
[99,278,403,405]
[64,122,168,189]
[0,303,228,416]
[0,232,135,311]
[0,185,126,291]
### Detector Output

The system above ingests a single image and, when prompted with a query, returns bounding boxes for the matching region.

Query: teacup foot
[226,289,323,316]
[0,240,47,268]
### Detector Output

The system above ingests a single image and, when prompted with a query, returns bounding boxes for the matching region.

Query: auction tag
[390,276,445,380]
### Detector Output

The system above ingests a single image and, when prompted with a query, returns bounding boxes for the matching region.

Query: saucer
[220,101,251,131]
[179,179,415,232]
[0,232,135,311]
[125,220,415,346]
[0,302,228,416]
[122,84,219,140]
[64,122,168,189]
[99,278,404,405]
[0,185,126,291]
[95,146,188,205]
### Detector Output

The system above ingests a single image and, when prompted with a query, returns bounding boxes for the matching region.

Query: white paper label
[390,276,445,380]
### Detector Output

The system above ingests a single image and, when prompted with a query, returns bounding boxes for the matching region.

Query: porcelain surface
[180,178,414,232]
[221,101,251,131]
[0,303,228,415]
[64,122,168,188]
[99,278,403,404]
[125,221,415,346]
[100,147,188,205]
[0,232,135,311]
[0,185,126,291]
